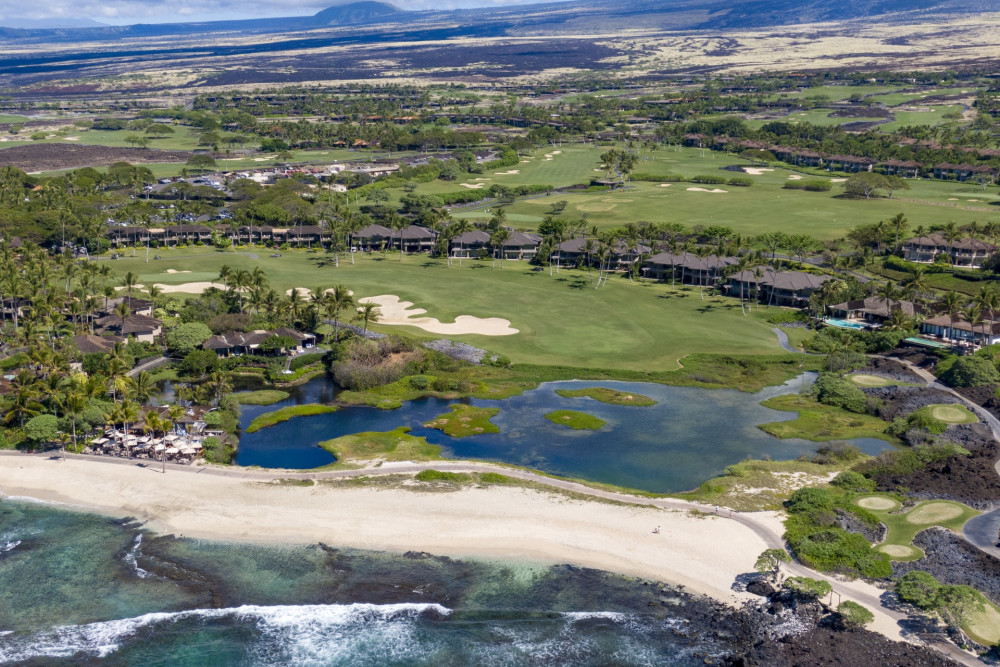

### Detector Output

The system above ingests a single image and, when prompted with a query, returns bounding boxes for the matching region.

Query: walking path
[879,355,1000,564]
[0,449,983,665]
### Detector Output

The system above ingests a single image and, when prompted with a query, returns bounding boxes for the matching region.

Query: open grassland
[544,409,606,430]
[244,403,339,433]
[430,146,994,240]
[758,394,894,442]
[110,249,802,371]
[318,427,442,468]
[234,389,290,405]
[554,386,656,406]
[423,404,500,437]
[855,495,980,562]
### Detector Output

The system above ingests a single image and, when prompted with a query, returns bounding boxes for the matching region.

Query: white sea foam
[0,603,451,663]
[122,534,151,579]
[0,540,20,553]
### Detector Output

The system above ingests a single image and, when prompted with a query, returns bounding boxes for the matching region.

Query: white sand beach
[0,456,770,605]
[359,294,518,336]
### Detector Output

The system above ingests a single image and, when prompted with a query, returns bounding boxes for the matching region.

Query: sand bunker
[787,175,803,180]
[686,187,728,193]
[164,269,192,274]
[743,168,774,175]
[830,178,848,182]
[905,502,963,524]
[136,282,228,294]
[658,184,672,188]
[948,198,959,201]
[359,294,518,336]
[879,545,918,559]
[493,170,520,175]
[460,183,486,189]
[857,496,898,511]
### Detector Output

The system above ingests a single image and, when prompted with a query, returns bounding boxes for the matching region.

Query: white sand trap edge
[830,178,848,182]
[658,183,672,188]
[360,294,518,336]
[743,167,774,175]
[687,187,728,194]
[493,170,520,175]
[460,183,485,189]
[164,269,191,274]
[119,282,228,294]
[787,174,803,180]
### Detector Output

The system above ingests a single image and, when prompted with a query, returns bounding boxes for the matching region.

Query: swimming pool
[824,318,869,330]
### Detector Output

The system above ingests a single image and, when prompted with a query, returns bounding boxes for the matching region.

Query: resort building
[920,315,1000,346]
[643,252,738,286]
[449,230,493,258]
[500,231,542,260]
[726,269,830,307]
[202,328,316,356]
[881,160,921,178]
[393,225,438,253]
[902,234,996,268]
[352,224,394,250]
[556,237,651,269]
[94,313,163,343]
[825,155,875,173]
[828,297,921,325]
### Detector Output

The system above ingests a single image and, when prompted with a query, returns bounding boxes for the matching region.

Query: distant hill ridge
[0,0,991,43]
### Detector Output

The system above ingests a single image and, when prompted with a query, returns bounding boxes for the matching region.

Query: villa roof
[830,297,920,318]
[452,230,492,245]
[95,313,162,335]
[502,231,542,247]
[354,224,393,238]
[73,334,123,354]
[397,225,437,240]
[904,234,995,251]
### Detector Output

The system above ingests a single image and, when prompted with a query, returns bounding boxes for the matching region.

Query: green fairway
[855,496,979,562]
[106,248,798,371]
[431,146,994,239]
[926,404,978,425]
[758,394,893,442]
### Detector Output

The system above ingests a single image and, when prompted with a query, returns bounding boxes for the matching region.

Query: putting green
[856,496,899,511]
[848,374,895,387]
[965,602,1000,645]
[927,404,977,424]
[878,544,919,559]
[905,502,964,524]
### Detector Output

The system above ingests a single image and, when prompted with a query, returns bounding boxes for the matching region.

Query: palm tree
[937,291,964,341]
[325,285,355,342]
[206,371,232,404]
[132,371,155,405]
[58,390,88,451]
[356,302,381,333]
[974,287,1000,353]
[902,266,929,304]
[963,304,985,349]
[120,272,139,310]
[4,371,42,428]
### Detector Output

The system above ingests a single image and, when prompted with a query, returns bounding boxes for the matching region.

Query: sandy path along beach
[0,453,917,646]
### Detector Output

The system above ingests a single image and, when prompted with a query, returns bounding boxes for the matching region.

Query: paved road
[879,354,1000,562]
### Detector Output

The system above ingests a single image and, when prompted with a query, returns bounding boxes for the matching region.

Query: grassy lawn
[554,386,656,406]
[108,249,805,372]
[317,426,441,467]
[758,394,894,442]
[245,404,338,433]
[544,409,606,430]
[847,374,915,388]
[855,495,980,561]
[965,600,1000,646]
[234,390,290,406]
[423,404,500,437]
[923,404,978,425]
[436,146,992,239]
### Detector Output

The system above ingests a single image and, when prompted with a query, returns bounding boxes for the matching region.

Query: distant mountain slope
[0,0,991,44]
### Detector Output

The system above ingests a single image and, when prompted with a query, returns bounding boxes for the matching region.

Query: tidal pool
[234,373,892,493]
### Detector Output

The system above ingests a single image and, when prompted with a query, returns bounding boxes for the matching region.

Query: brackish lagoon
[235,374,893,493]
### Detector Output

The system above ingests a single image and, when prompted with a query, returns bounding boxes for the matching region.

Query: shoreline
[0,452,915,647]
[0,454,774,606]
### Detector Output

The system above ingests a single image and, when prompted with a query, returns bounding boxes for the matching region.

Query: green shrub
[289,352,324,371]
[939,356,1000,388]
[767,310,809,325]
[787,487,835,513]
[415,469,470,483]
[167,322,213,354]
[202,435,236,464]
[837,601,874,629]
[830,471,875,492]
[727,176,753,187]
[813,373,868,413]
[785,576,833,600]
[896,571,942,610]
[409,375,430,390]
[480,472,513,484]
[691,174,727,184]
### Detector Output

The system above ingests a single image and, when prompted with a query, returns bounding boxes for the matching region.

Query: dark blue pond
[234,373,894,493]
